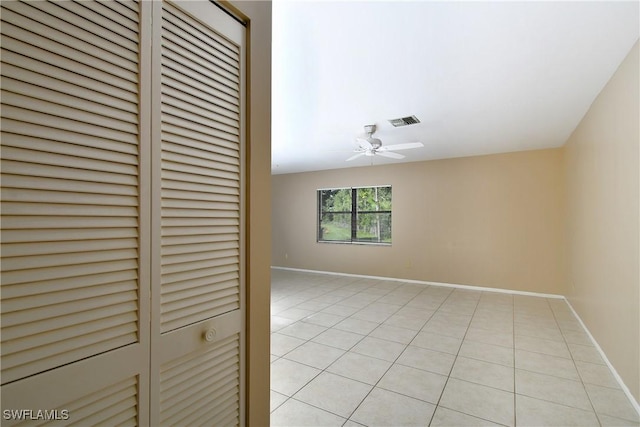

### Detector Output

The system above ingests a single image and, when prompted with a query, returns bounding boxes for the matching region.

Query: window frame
[317,185,392,245]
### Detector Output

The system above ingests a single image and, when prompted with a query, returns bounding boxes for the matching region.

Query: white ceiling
[271,0,639,175]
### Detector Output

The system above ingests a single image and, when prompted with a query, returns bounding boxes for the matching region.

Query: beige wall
[227,1,272,425]
[564,41,639,401]
[272,148,566,294]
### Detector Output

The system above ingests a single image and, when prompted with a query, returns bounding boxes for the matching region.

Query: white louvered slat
[2,1,138,60]
[159,0,244,324]
[2,79,138,125]
[1,175,138,198]
[162,84,239,124]
[12,376,139,427]
[161,26,239,85]
[161,4,239,64]
[160,334,240,426]
[0,0,142,385]
[1,52,138,105]
[161,103,240,137]
[0,23,137,85]
[31,1,139,50]
[161,72,240,116]
[81,0,140,32]
[2,230,137,248]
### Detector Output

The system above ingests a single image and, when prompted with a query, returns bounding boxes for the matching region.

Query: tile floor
[270,269,640,427]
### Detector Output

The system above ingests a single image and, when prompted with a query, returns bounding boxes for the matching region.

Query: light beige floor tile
[340,295,379,308]
[383,313,429,331]
[311,328,364,350]
[334,317,380,335]
[396,346,456,376]
[470,317,514,333]
[378,364,448,404]
[271,333,306,357]
[271,390,288,413]
[514,311,556,325]
[439,378,514,426]
[514,322,564,342]
[351,308,395,323]
[296,300,331,312]
[322,304,361,316]
[272,271,631,427]
[406,299,444,311]
[302,311,345,327]
[271,315,296,332]
[598,413,640,426]
[294,372,372,418]
[585,384,640,423]
[562,330,593,346]
[515,334,571,358]
[377,294,414,305]
[278,307,316,321]
[430,406,502,426]
[459,340,514,367]
[465,327,514,348]
[270,398,346,427]
[450,356,514,392]
[350,387,435,426]
[314,295,349,305]
[575,360,620,388]
[568,342,605,365]
[475,307,514,319]
[351,336,407,362]
[278,321,327,340]
[283,341,345,369]
[422,321,468,339]
[411,331,462,355]
[557,318,585,333]
[369,324,418,344]
[430,311,473,327]
[396,306,436,320]
[515,369,592,411]
[327,352,392,385]
[515,394,599,426]
[343,421,367,427]
[515,349,580,381]
[270,358,321,396]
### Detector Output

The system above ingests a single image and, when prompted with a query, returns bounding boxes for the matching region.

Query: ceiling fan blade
[346,152,366,162]
[376,151,405,159]
[356,138,374,150]
[379,142,424,151]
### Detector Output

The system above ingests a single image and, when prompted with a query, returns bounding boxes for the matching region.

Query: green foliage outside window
[317,186,391,244]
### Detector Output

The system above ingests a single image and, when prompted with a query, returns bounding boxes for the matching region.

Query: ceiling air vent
[389,115,420,127]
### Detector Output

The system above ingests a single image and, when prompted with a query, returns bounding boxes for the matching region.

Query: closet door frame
[148,1,247,425]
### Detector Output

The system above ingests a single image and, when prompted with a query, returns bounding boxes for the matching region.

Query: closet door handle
[203,328,217,342]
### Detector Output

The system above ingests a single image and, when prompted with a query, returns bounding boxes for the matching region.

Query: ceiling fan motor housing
[367,137,382,149]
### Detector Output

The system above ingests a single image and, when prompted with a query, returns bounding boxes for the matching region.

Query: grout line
[426,288,482,426]
[546,298,602,426]
[341,285,444,423]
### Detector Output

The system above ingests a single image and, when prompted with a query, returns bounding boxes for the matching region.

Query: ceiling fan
[346,124,424,162]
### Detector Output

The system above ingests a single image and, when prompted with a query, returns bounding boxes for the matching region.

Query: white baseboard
[271,266,564,299]
[563,299,640,415]
[271,265,640,414]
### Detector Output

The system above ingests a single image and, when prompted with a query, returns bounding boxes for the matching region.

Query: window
[317,186,392,244]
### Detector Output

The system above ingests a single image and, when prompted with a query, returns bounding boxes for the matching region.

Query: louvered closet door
[0,1,150,425]
[149,2,246,426]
